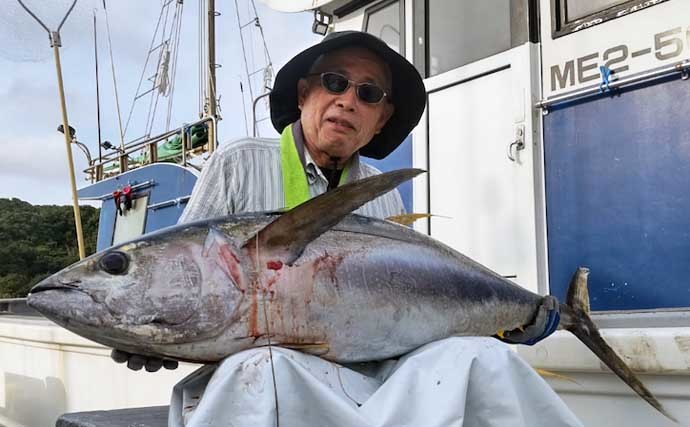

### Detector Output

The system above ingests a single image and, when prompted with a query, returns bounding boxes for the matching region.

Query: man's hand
[497,296,560,346]
[110,349,179,372]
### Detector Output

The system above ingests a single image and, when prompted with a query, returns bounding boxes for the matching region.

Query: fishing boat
[2,0,690,426]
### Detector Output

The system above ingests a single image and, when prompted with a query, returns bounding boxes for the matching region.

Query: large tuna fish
[27,169,673,421]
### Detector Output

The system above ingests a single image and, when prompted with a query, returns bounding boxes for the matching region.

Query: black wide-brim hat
[270,31,426,160]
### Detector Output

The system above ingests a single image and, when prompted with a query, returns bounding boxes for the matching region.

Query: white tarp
[170,337,583,427]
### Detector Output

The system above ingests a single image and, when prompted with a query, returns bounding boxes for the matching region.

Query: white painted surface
[258,0,340,13]
[0,316,200,427]
[425,44,539,291]
[518,328,690,427]
[330,8,365,32]
[540,0,690,98]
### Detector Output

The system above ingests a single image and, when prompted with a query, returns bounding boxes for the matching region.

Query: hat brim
[269,31,426,160]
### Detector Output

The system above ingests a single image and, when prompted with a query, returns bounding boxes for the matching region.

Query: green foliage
[0,199,99,298]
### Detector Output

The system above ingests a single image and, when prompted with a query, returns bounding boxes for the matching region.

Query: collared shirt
[178,122,405,223]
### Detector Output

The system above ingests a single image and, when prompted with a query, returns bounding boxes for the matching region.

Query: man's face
[297,47,394,166]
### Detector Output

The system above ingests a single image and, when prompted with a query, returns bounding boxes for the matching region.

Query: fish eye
[99,251,129,275]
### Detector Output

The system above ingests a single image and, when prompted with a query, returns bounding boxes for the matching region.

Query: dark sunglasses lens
[321,73,349,93]
[357,84,384,103]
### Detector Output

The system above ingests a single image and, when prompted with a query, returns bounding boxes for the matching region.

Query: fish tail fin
[559,267,677,423]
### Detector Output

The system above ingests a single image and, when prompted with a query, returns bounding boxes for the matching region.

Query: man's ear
[375,102,395,134]
[297,78,309,110]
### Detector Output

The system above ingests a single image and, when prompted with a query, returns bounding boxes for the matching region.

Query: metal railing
[536,60,690,112]
[83,116,217,182]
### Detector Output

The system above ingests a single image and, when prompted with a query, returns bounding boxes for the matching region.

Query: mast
[206,0,217,152]
[17,0,87,260]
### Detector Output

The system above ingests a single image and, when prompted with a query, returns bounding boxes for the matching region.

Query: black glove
[110,349,179,372]
[497,295,560,346]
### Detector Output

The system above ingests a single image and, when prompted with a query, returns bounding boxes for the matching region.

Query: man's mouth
[325,117,355,130]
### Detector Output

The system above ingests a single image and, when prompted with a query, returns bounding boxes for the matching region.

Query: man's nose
[335,85,357,111]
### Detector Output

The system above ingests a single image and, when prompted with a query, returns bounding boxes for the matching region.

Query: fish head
[27,224,248,349]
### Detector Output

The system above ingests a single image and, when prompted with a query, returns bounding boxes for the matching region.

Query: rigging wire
[206,56,219,120]
[234,0,274,136]
[198,0,210,118]
[165,2,185,132]
[250,0,273,75]
[198,0,204,116]
[102,0,126,149]
[233,0,255,134]
[238,80,250,135]
[122,5,166,139]
[93,10,103,163]
[145,1,175,138]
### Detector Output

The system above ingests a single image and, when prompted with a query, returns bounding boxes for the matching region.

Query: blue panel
[78,164,198,251]
[544,76,690,311]
[96,202,116,250]
[364,135,414,212]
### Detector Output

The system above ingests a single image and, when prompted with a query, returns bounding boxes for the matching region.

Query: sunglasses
[309,72,389,104]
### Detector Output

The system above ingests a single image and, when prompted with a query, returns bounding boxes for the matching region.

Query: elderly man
[178,31,425,223]
[111,30,571,427]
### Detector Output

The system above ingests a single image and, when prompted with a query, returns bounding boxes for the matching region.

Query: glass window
[565,0,628,21]
[365,0,402,54]
[552,0,669,37]
[427,0,512,77]
[112,195,149,246]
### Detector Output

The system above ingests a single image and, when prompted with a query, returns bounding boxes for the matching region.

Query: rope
[102,0,126,149]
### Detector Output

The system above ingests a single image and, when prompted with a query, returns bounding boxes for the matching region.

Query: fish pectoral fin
[242,169,425,265]
[278,342,330,356]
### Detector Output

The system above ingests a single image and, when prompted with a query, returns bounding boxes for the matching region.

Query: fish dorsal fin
[243,168,425,265]
[566,266,591,314]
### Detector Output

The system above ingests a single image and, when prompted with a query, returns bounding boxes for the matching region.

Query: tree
[0,198,99,298]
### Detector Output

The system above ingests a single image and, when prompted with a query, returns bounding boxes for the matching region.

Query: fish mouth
[30,280,82,294]
[27,279,92,315]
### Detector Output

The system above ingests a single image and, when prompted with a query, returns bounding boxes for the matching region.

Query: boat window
[552,0,670,38]
[364,0,403,54]
[565,0,628,20]
[112,195,149,246]
[426,0,523,77]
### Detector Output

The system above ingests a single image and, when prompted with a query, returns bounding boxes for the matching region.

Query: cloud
[0,133,90,182]
[0,1,322,205]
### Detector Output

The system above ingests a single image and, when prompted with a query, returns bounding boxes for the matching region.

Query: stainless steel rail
[536,60,690,111]
[84,116,217,182]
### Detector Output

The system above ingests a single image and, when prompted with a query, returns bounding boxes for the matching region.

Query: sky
[0,0,320,205]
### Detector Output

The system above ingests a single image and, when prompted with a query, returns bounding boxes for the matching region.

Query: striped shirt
[178,126,405,223]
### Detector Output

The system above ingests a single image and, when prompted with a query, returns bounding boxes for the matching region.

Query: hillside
[0,198,99,298]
